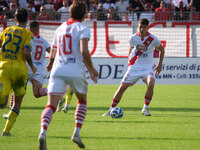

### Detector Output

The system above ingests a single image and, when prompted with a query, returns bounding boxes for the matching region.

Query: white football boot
[141,108,151,116]
[71,135,85,149]
[3,113,9,119]
[38,133,47,150]
[102,108,111,117]
[62,105,69,113]
[57,98,65,112]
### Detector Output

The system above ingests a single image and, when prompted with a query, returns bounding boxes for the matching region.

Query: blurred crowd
[0,0,200,22]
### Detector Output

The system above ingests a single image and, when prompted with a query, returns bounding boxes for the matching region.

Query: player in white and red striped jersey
[38,1,98,150]
[102,18,165,117]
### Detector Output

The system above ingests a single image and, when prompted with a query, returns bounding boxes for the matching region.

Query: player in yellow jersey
[0,8,37,136]
[57,86,74,113]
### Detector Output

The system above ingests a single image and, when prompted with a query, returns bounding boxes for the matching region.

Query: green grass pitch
[0,85,200,150]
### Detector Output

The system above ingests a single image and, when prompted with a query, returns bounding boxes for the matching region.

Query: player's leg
[70,77,88,149]
[3,93,15,119]
[1,94,24,136]
[31,78,47,98]
[102,83,130,117]
[0,70,10,109]
[38,94,59,150]
[142,77,155,116]
[71,92,87,149]
[1,69,28,136]
[63,87,73,113]
[9,92,15,109]
[38,75,66,150]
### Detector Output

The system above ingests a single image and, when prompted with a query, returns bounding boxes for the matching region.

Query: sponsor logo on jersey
[136,45,147,52]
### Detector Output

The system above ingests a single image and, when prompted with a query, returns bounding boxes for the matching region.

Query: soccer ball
[110,107,123,119]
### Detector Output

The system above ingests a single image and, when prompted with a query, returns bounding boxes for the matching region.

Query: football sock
[144,96,152,108]
[39,88,48,96]
[9,93,15,109]
[40,105,56,134]
[111,98,120,107]
[74,100,87,136]
[66,88,73,105]
[3,108,19,133]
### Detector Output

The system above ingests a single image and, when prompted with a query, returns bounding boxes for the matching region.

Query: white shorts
[122,67,155,85]
[28,73,44,85]
[28,62,45,84]
[47,75,88,95]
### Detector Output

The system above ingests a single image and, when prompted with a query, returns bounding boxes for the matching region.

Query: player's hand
[154,64,162,75]
[46,63,53,72]
[90,68,98,83]
[31,66,37,74]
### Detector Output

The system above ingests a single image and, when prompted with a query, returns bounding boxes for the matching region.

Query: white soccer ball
[110,107,123,119]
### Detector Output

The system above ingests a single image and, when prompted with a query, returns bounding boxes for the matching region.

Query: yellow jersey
[0,25,33,72]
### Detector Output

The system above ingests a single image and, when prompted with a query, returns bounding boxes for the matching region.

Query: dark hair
[29,20,39,30]
[15,8,28,23]
[70,1,87,20]
[139,18,149,26]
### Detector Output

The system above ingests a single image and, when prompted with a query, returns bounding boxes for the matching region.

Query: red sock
[75,100,87,128]
[111,98,120,107]
[144,96,152,106]
[41,105,56,130]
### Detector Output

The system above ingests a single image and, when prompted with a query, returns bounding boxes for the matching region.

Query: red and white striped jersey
[128,32,161,70]
[51,18,90,77]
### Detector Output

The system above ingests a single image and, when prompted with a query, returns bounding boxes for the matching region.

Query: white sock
[40,128,47,137]
[73,127,81,137]
[143,104,148,109]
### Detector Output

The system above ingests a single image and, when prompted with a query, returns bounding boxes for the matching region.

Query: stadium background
[0,21,200,85]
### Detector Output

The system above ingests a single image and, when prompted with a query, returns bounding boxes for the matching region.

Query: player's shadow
[49,135,200,141]
[20,106,200,112]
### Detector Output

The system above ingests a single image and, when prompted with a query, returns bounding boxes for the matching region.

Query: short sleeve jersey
[31,34,50,64]
[128,32,161,70]
[0,25,33,72]
[51,18,90,77]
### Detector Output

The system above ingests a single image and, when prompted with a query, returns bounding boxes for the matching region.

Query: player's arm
[46,48,56,72]
[153,44,165,75]
[81,38,98,83]
[24,46,37,73]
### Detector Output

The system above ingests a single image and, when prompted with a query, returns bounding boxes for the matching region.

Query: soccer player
[57,86,74,113]
[3,20,50,120]
[27,20,50,98]
[38,1,98,149]
[102,18,165,117]
[0,8,37,136]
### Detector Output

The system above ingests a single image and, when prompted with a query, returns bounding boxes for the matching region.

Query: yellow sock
[66,90,73,104]
[3,108,19,133]
[66,88,73,105]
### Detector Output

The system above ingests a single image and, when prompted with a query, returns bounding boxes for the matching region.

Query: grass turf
[0,85,200,150]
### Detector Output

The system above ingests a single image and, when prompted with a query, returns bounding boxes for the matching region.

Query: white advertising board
[42,58,200,85]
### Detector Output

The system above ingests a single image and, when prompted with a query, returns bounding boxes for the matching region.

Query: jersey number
[2,33,22,54]
[58,34,72,56]
[34,45,43,60]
